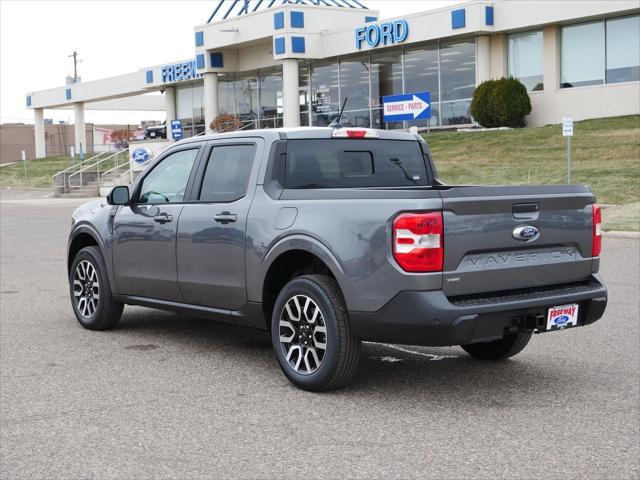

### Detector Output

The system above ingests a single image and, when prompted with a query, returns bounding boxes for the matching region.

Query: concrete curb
[604,231,640,239]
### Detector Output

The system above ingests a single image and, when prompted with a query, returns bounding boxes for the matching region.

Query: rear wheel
[270,274,360,391]
[461,331,532,360]
[69,246,123,330]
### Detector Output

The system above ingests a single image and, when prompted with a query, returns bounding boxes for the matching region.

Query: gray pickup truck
[67,127,607,391]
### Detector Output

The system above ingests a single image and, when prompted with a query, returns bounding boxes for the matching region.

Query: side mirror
[107,185,130,206]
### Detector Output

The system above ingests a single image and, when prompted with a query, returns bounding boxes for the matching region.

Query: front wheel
[270,275,360,392]
[69,246,123,330]
[461,331,532,360]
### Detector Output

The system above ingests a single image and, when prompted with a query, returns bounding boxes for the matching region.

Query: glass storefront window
[192,85,205,134]
[218,74,236,116]
[176,84,204,137]
[299,62,311,126]
[561,21,605,88]
[606,15,640,84]
[370,49,402,129]
[440,39,475,125]
[404,44,439,126]
[176,86,193,121]
[259,69,283,129]
[339,55,371,124]
[508,30,544,91]
[235,75,258,129]
[310,60,340,126]
[370,49,403,108]
[440,40,476,102]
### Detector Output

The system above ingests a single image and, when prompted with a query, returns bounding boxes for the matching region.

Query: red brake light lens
[346,130,367,138]
[331,128,379,138]
[592,204,602,257]
[393,212,443,272]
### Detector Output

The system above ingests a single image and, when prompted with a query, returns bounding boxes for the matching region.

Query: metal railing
[67,148,129,190]
[52,151,112,193]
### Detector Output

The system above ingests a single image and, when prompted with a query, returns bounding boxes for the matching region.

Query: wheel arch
[67,225,106,274]
[257,235,347,328]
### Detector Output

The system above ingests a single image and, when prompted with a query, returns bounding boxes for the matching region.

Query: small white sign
[21,150,26,161]
[70,146,75,157]
[562,117,573,137]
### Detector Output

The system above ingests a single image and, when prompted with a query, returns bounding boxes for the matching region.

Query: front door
[113,147,200,301]
[177,140,262,310]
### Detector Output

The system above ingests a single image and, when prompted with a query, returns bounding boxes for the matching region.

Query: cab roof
[176,127,424,145]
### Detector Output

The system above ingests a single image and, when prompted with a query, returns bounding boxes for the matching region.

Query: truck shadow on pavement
[112,307,582,399]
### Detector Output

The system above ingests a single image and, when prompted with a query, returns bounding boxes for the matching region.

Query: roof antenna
[329,97,348,129]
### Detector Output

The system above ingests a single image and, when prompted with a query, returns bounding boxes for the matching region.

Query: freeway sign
[382,92,431,122]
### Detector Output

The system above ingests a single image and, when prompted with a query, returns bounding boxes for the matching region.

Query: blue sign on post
[171,120,183,140]
[382,92,431,122]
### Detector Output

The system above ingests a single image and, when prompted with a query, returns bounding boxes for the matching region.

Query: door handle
[153,213,173,224]
[214,212,237,224]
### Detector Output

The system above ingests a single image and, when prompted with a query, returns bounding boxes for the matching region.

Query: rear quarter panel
[246,188,443,312]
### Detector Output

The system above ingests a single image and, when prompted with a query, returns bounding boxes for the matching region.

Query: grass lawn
[425,115,640,230]
[0,152,128,189]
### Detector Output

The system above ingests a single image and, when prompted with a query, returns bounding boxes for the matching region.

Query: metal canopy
[206,0,368,23]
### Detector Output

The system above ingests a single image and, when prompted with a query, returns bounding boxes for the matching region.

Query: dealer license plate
[546,304,579,330]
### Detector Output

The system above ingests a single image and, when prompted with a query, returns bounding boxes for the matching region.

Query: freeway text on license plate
[546,304,579,330]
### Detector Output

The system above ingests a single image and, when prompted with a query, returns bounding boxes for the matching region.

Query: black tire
[270,274,360,392]
[461,331,532,360]
[69,246,123,330]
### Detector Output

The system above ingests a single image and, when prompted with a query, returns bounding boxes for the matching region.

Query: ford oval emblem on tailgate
[512,225,540,242]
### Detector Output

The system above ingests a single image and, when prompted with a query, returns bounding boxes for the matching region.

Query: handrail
[51,151,109,182]
[68,148,129,189]
[100,160,130,178]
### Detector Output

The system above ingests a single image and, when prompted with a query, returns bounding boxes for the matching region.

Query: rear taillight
[393,212,443,272]
[592,204,602,257]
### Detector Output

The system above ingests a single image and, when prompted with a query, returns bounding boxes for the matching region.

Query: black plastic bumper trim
[349,274,607,347]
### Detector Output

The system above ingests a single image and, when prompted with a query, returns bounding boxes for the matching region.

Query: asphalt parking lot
[1,188,638,480]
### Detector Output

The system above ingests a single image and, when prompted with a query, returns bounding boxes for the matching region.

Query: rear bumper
[349,274,607,347]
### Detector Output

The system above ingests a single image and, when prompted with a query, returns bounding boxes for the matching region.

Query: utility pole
[68,51,80,83]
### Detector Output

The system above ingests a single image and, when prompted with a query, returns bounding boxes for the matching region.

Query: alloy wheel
[73,260,99,318]
[278,295,327,375]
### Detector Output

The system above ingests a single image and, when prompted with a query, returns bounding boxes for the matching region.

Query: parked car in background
[144,122,166,140]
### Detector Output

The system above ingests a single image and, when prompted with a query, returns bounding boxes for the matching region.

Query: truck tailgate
[439,185,596,297]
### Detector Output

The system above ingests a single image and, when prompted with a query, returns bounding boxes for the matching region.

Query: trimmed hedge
[470,77,532,128]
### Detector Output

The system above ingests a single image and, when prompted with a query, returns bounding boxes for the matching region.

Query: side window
[138,149,198,204]
[199,144,256,202]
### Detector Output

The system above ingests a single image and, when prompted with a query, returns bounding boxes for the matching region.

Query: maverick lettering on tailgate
[461,247,578,270]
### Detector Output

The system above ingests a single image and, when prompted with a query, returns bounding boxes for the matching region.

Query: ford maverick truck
[67,127,607,391]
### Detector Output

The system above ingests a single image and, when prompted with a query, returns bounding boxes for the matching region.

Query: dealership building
[26,0,640,158]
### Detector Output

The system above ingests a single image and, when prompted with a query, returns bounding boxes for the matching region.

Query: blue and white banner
[382,92,431,121]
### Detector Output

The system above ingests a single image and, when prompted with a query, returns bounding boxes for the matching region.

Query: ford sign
[131,147,152,164]
[553,315,570,326]
[512,225,540,242]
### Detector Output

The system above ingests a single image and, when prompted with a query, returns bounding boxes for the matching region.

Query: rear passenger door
[176,139,263,310]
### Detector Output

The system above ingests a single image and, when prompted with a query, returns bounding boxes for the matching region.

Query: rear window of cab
[284,139,429,189]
